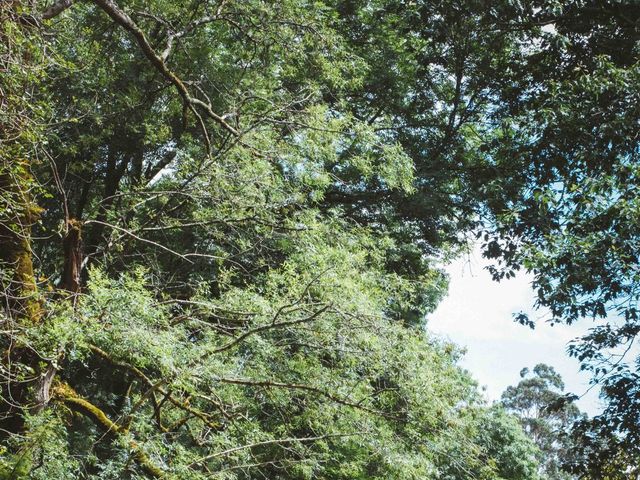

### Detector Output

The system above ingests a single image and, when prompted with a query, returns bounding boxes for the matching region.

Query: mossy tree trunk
[0,1,46,436]
[0,160,46,436]
[0,161,41,322]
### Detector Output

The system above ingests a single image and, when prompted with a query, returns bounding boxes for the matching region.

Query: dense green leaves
[17,227,532,478]
[3,0,639,478]
[0,1,544,478]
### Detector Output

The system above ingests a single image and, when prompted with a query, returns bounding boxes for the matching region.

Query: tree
[473,406,541,480]
[323,0,524,266]
[1,1,541,478]
[476,2,640,474]
[1,0,61,438]
[501,365,584,480]
[5,0,638,477]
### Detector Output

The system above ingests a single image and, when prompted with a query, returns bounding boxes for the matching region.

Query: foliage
[0,1,543,478]
[501,365,583,480]
[14,225,537,478]
[477,2,640,473]
[473,406,541,480]
[3,0,639,478]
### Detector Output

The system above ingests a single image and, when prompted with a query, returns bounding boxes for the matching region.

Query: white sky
[427,246,603,416]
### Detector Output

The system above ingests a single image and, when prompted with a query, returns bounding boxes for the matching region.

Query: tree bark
[0,0,46,436]
[61,218,83,294]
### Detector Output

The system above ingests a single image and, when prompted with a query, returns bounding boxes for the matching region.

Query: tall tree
[501,365,584,480]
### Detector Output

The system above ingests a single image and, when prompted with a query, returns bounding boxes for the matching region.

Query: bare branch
[83,219,194,263]
[211,303,331,354]
[189,432,360,466]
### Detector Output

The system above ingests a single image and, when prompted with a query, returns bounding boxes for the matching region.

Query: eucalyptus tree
[501,365,583,480]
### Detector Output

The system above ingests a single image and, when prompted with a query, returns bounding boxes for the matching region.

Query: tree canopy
[501,364,584,480]
[1,0,639,478]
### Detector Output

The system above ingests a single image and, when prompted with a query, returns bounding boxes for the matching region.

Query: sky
[427,245,603,416]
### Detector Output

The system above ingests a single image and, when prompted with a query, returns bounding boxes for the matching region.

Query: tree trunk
[0,160,44,433]
[61,218,83,294]
[0,1,45,435]
[0,161,41,322]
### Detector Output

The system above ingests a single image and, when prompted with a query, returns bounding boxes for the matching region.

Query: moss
[51,382,166,478]
[89,345,220,431]
[0,450,32,480]
[0,159,42,323]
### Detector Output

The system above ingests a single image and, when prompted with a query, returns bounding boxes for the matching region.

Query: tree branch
[89,345,222,432]
[217,377,396,418]
[51,382,165,478]
[17,0,77,26]
[210,304,331,354]
[91,0,239,155]
[42,0,77,20]
[189,432,360,467]
[83,219,194,264]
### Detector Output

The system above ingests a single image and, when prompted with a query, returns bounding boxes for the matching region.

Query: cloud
[427,245,602,415]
